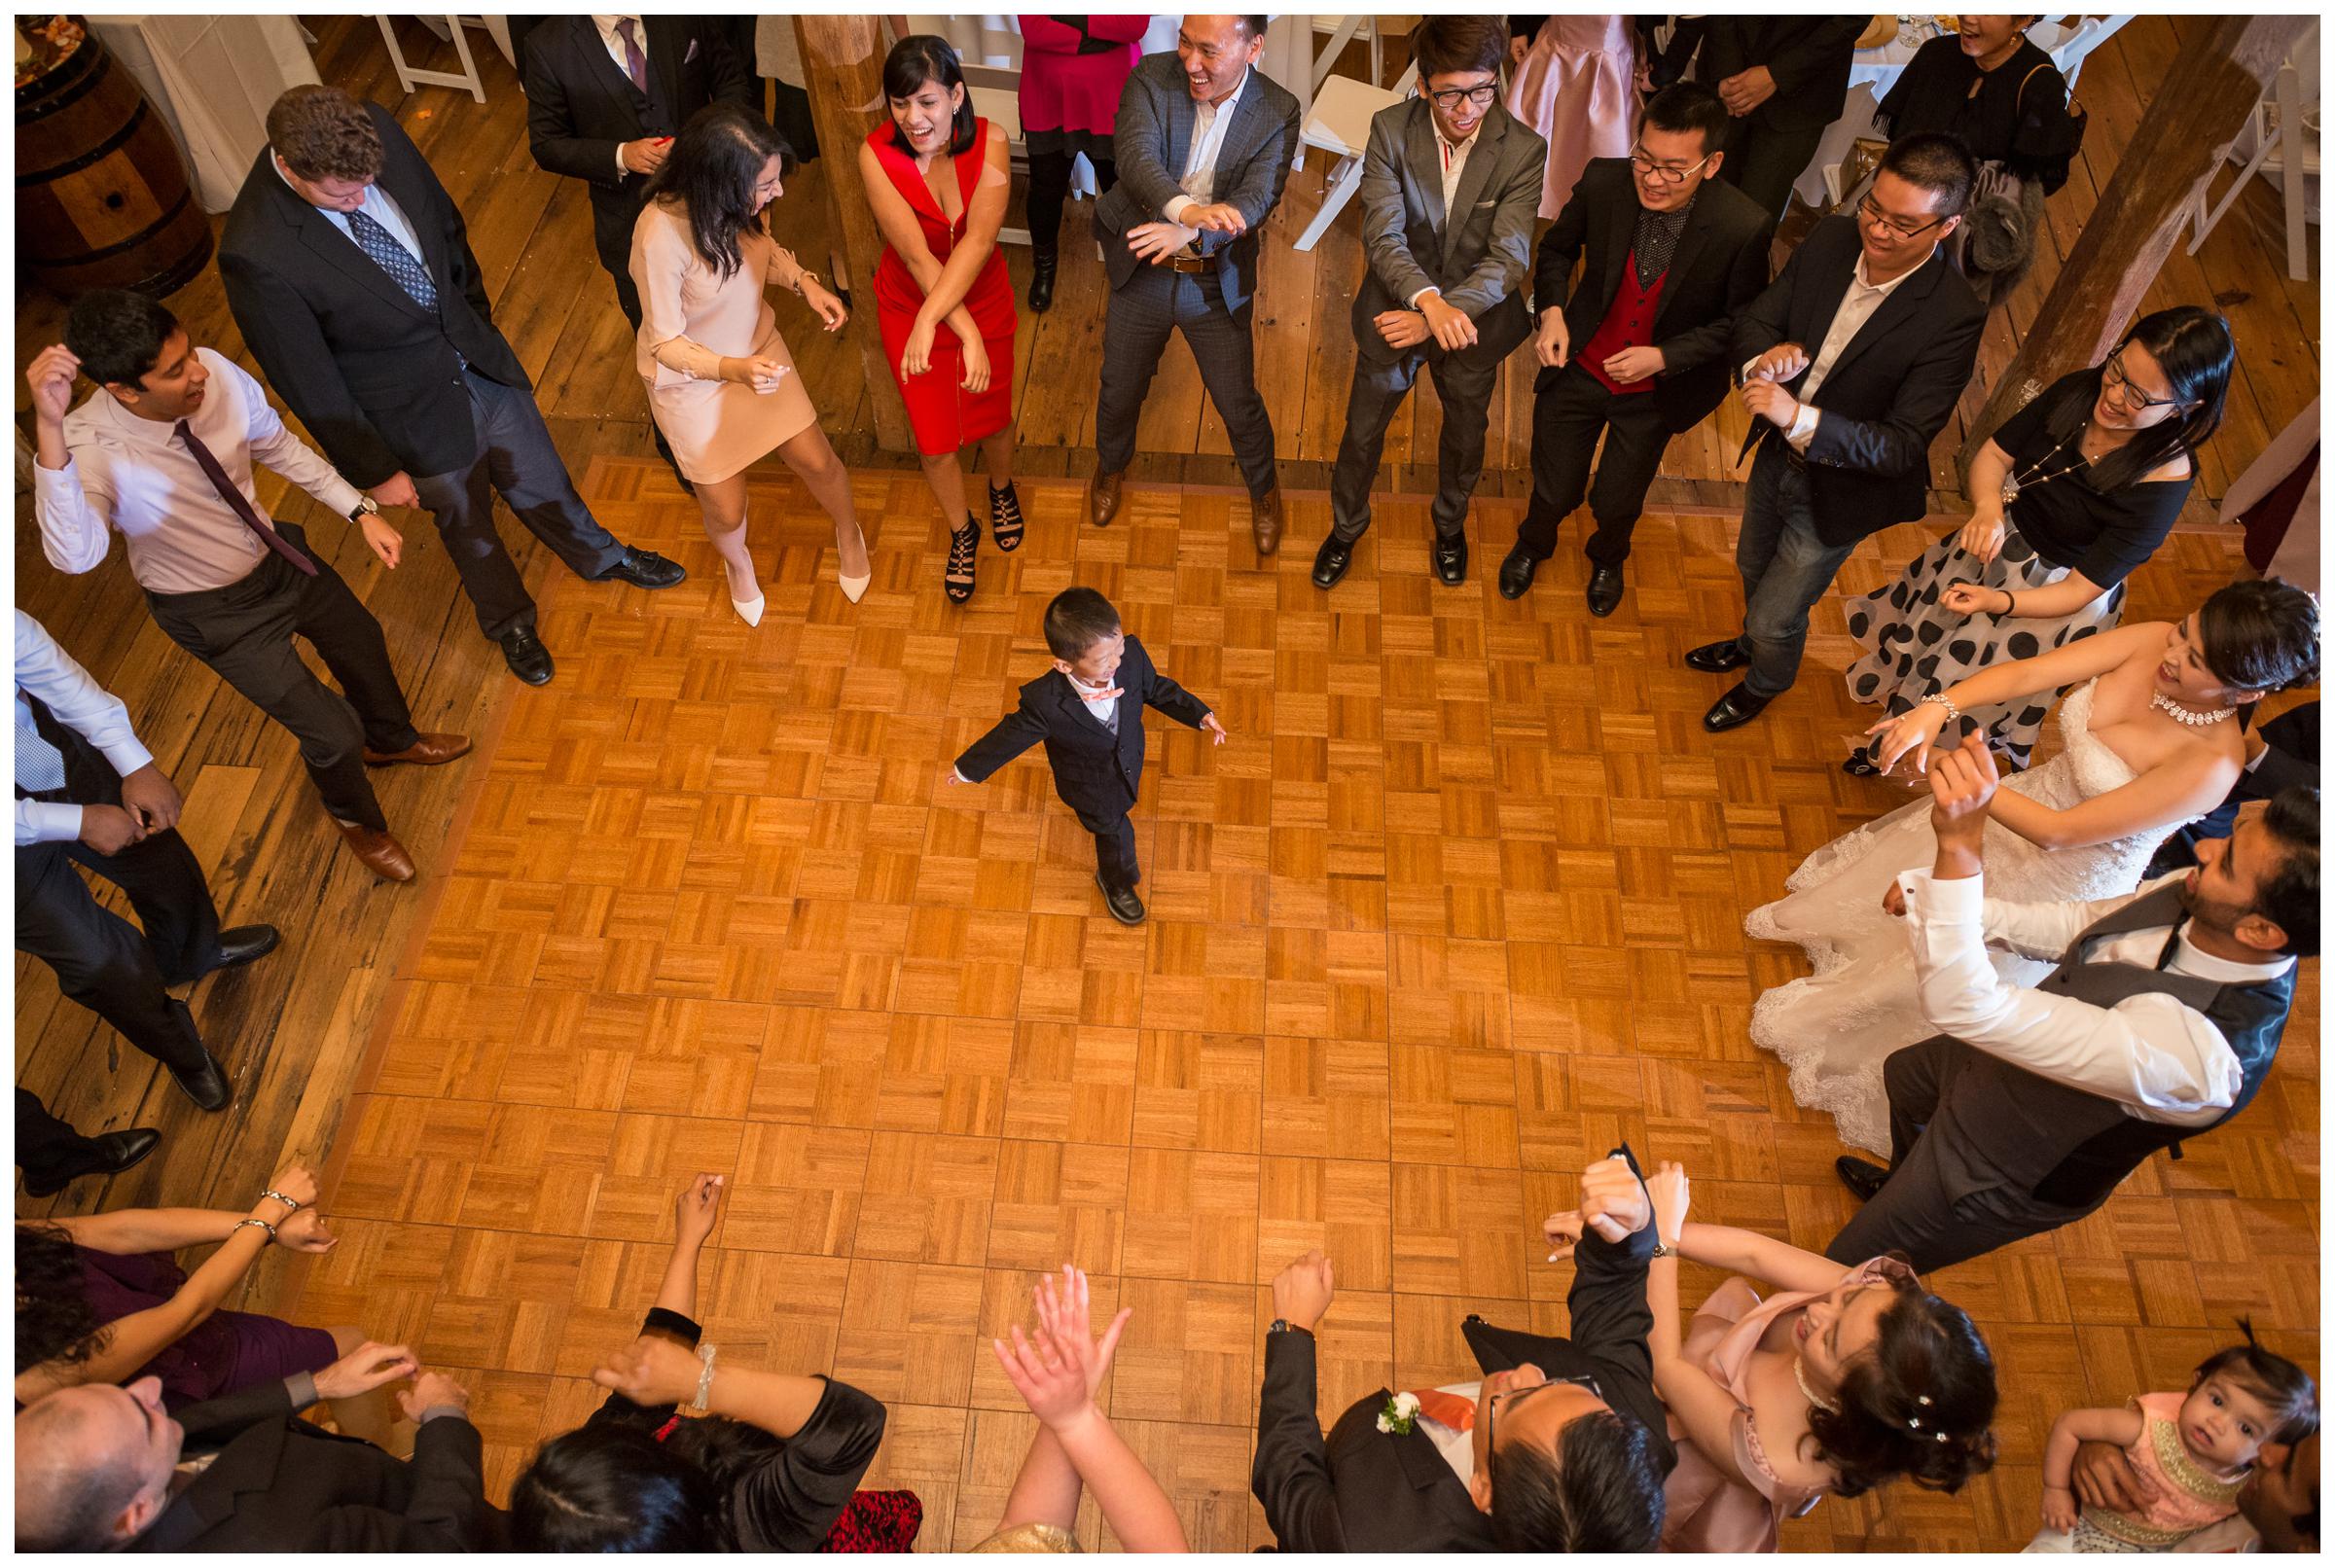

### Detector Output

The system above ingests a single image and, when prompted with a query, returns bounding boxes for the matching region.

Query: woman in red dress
[1016,15,1150,312]
[860,35,1022,606]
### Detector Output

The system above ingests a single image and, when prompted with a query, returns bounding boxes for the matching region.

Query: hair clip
[1917,1395,1933,1407]
[1906,1416,1921,1430]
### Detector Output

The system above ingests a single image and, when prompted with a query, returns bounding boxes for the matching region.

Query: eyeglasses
[1425,84,1499,110]
[1483,1372,1602,1459]
[2102,352,2178,410]
[1630,147,1714,186]
[1856,194,1952,239]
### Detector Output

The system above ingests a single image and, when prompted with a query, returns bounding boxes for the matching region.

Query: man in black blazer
[1649,16,1867,221]
[1314,16,1545,592]
[523,16,753,488]
[1251,1149,1671,1551]
[1088,18,1302,556]
[15,1343,500,1551]
[2148,701,2318,876]
[950,588,1225,927]
[220,86,685,689]
[1689,133,1986,733]
[1497,84,1773,616]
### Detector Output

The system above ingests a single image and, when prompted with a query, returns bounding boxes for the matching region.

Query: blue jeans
[1734,442,1857,699]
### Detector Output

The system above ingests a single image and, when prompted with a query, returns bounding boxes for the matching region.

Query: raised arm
[1867,620,2171,774]
[1673,1223,1859,1297]
[26,345,117,575]
[1642,1165,1771,1494]
[652,1173,723,1321]
[1250,1253,1346,1551]
[1984,743,2239,852]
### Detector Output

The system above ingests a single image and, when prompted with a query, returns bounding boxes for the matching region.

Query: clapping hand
[993,1265,1131,1431]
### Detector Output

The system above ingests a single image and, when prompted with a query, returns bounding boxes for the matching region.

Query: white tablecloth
[87,15,320,213]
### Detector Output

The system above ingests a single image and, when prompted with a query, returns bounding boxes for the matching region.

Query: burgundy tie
[173,420,318,577]
[619,18,648,93]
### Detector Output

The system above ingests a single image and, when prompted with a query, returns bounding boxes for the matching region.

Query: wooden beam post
[1967,14,2310,457]
[795,16,913,453]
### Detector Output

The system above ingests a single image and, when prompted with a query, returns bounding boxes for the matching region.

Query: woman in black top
[1841,305,2235,774]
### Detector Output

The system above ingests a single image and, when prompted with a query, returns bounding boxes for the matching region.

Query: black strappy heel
[988,481,1025,553]
[944,514,979,604]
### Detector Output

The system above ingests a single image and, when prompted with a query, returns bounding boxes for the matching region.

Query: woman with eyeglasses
[1504,16,1638,221]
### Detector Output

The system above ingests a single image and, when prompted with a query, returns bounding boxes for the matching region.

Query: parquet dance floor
[283,463,2315,1551]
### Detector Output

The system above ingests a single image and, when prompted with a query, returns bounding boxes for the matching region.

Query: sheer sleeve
[637,213,729,380]
[762,238,804,293]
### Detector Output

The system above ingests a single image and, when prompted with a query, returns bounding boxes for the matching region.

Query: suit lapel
[647,17,686,113]
[583,18,643,106]
[1813,250,1939,391]
[1164,70,1197,190]
[1056,671,1121,745]
[376,155,459,309]
[1405,101,1447,236]
[1652,192,1714,332]
[284,193,433,321]
[1439,112,1506,271]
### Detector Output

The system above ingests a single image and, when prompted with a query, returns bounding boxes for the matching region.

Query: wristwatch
[1267,1319,1312,1338]
[348,493,380,521]
[1650,1239,1678,1261]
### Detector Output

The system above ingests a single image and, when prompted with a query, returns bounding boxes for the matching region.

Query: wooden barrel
[17,20,213,299]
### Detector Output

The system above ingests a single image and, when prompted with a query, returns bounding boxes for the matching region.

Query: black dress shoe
[1096,873,1146,926]
[1496,547,1538,600]
[1702,682,1774,733]
[595,548,687,588]
[499,628,555,686]
[210,924,281,974]
[21,1127,163,1197]
[1586,564,1626,618]
[169,1049,233,1113]
[1683,638,1751,673]
[1432,532,1468,587]
[1835,1156,1891,1204]
[1311,534,1355,589]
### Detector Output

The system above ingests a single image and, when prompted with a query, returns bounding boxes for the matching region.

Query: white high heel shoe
[837,530,871,603]
[729,575,765,626]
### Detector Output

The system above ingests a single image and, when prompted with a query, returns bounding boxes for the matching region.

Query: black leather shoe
[21,1127,163,1197]
[210,925,280,975]
[1432,532,1468,587]
[169,1049,233,1113]
[1096,873,1146,926]
[1702,682,1774,733]
[1684,638,1751,673]
[1835,1156,1890,1204]
[1496,547,1538,600]
[1586,564,1626,618]
[1027,248,1058,313]
[595,548,687,589]
[1311,534,1355,590]
[499,628,555,686]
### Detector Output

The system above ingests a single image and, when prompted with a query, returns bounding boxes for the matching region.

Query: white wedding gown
[1744,681,2175,1154]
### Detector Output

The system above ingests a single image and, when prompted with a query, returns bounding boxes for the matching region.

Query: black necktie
[174,422,317,577]
[2154,918,2185,972]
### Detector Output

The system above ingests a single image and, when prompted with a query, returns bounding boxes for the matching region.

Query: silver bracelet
[234,1217,278,1244]
[261,1188,304,1212]
[1929,691,1963,729]
[794,269,816,298]
[694,1343,718,1410]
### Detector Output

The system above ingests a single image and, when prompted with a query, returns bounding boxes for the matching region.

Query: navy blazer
[952,634,1211,820]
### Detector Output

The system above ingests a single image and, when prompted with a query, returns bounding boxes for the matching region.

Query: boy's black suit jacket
[953,634,1210,820]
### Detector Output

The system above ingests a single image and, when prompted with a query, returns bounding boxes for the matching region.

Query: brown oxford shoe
[1088,468,1126,528]
[363,731,473,767]
[1251,484,1284,556]
[334,819,416,882]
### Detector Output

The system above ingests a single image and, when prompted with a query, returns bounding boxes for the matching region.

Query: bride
[1746,579,2318,1153]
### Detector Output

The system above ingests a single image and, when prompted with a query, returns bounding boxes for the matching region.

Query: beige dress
[629,198,819,484]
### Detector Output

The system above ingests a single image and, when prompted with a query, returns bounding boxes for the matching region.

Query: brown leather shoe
[335,820,416,882]
[1088,469,1125,528]
[1251,485,1284,556]
[363,731,473,767]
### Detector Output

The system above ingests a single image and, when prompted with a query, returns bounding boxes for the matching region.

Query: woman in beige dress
[631,104,871,624]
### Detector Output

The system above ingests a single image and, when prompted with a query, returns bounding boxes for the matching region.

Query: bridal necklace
[2152,693,2237,727]
[1792,1354,1839,1413]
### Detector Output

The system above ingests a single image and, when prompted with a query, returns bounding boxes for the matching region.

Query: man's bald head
[16,1378,181,1550]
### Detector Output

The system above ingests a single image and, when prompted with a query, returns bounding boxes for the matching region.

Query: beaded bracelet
[234,1217,278,1243]
[1929,691,1964,729]
[694,1343,718,1411]
[261,1188,304,1212]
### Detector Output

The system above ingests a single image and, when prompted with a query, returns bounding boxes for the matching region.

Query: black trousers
[15,829,216,1075]
[16,1087,112,1187]
[1514,362,1673,566]
[1025,149,1118,254]
[1077,805,1140,892]
[1329,340,1503,544]
[145,522,418,833]
[1716,115,1826,222]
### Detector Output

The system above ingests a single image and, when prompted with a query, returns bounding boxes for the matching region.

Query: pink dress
[1505,15,1639,220]
[2072,1392,2245,1550]
[1660,1255,1918,1552]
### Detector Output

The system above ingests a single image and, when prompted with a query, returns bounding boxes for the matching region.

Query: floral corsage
[1376,1391,1420,1435]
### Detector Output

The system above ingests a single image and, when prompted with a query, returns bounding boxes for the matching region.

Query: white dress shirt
[593,15,652,173]
[271,150,425,261]
[1745,250,1927,452]
[16,610,155,846]
[35,349,365,595]
[1894,868,2294,1125]
[1066,671,1119,731]
[1407,125,1482,309]
[1162,65,1251,227]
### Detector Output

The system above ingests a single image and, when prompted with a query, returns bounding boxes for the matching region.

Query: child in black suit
[950,588,1226,925]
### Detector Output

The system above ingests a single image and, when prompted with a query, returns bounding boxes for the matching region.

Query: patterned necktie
[619,18,648,93]
[174,422,318,577]
[345,207,439,312]
[15,695,67,794]
[1633,198,1692,289]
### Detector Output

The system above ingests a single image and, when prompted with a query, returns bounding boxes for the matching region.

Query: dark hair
[1879,130,1978,217]
[266,84,384,181]
[62,290,180,390]
[881,35,976,158]
[2253,787,2320,958]
[2041,306,2237,490]
[1239,16,1269,38]
[1042,587,1122,661]
[1640,83,1732,158]
[643,103,796,281]
[509,1423,730,1551]
[1489,1408,1666,1551]
[2195,1318,2321,1449]
[1806,1270,1999,1499]
[1413,15,1507,80]
[15,1224,105,1374]
[2197,579,2319,697]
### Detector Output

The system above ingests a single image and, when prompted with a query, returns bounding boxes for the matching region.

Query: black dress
[1843,372,2192,768]
[1874,34,2077,194]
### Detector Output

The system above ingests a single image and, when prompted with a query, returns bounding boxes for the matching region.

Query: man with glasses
[1311,16,1545,592]
[1251,1149,1672,1550]
[1497,84,1773,615]
[1689,132,1986,733]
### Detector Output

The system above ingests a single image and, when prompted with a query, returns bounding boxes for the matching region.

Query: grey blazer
[1349,95,1546,366]
[1093,52,1300,318]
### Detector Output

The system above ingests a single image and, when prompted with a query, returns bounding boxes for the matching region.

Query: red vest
[1580,250,1668,396]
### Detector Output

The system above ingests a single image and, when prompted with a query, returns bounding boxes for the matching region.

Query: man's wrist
[416,1404,468,1425]
[1268,1316,1317,1337]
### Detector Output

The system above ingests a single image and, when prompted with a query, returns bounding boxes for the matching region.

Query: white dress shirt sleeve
[31,446,115,576]
[1896,868,2244,1124]
[226,357,365,518]
[14,610,155,846]
[1976,876,2179,962]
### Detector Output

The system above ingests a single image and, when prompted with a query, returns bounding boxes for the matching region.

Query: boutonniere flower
[1376,1391,1420,1435]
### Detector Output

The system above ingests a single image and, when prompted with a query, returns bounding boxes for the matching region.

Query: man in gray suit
[1313,17,1545,590]
[1087,16,1301,556]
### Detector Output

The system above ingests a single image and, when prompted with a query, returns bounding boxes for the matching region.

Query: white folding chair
[2187,27,2320,282]
[375,15,488,103]
[2024,14,2135,90]
[1292,60,1419,252]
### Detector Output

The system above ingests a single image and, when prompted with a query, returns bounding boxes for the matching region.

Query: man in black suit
[1251,1150,1671,1551]
[220,86,685,689]
[2148,700,2318,876]
[950,587,1226,928]
[1497,84,1774,616]
[1689,133,1986,733]
[523,15,754,488]
[1648,16,1867,221]
[15,1342,499,1551]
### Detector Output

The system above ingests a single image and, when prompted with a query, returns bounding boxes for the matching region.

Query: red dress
[868,118,1018,456]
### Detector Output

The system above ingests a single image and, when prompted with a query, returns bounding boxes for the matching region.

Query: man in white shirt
[32,291,471,884]
[1827,734,2316,1273]
[15,612,280,1125]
